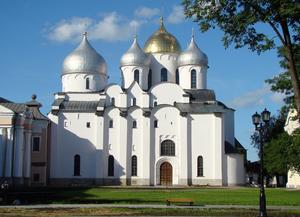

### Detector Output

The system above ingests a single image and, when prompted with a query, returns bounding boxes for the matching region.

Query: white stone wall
[226,154,245,185]
[62,73,107,92]
[149,53,179,85]
[49,82,245,186]
[121,66,149,90]
[178,65,207,89]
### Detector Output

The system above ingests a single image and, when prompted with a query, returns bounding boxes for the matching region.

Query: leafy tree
[251,108,300,175]
[264,132,290,176]
[288,129,300,172]
[183,0,300,118]
[266,44,300,105]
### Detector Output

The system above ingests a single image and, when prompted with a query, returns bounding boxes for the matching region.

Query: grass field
[0,207,300,217]
[13,187,300,206]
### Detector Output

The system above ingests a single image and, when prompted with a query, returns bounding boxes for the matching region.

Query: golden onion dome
[144,17,181,54]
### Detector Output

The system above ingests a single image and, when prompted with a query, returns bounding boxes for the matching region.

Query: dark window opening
[86,78,90,89]
[161,68,167,82]
[197,156,203,176]
[111,97,115,106]
[32,137,40,152]
[191,69,197,88]
[132,120,137,128]
[176,69,179,84]
[33,173,40,182]
[74,154,80,176]
[154,120,158,128]
[131,155,137,176]
[132,98,136,106]
[154,101,157,107]
[134,69,140,84]
[161,140,175,156]
[109,120,113,128]
[148,69,152,89]
[108,155,114,176]
[86,122,90,128]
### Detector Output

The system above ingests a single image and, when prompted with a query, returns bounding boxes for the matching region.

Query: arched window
[191,69,197,88]
[86,78,90,89]
[131,155,137,176]
[154,101,157,107]
[161,140,175,156]
[176,69,179,84]
[74,155,80,176]
[132,120,137,128]
[109,120,113,128]
[161,68,167,82]
[154,120,158,128]
[132,98,136,106]
[111,97,115,106]
[197,156,203,176]
[134,69,140,84]
[148,69,152,89]
[108,155,114,176]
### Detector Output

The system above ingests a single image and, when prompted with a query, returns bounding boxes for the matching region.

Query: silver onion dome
[120,35,151,67]
[62,32,107,75]
[177,36,208,67]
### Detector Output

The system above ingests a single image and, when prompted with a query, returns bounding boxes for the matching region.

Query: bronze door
[160,162,172,186]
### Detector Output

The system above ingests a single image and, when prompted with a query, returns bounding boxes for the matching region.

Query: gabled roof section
[176,102,227,114]
[0,97,12,103]
[185,89,216,102]
[225,139,246,154]
[0,102,48,121]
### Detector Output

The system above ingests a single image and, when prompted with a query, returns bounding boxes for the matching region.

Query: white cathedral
[47,19,246,186]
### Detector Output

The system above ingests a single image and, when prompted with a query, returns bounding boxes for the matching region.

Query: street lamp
[252,108,270,217]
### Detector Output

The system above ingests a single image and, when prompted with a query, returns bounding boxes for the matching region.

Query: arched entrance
[160,162,172,186]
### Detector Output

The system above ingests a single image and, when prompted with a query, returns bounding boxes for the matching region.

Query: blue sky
[0,0,285,161]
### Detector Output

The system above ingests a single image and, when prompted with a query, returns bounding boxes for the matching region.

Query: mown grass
[14,187,300,206]
[0,207,300,217]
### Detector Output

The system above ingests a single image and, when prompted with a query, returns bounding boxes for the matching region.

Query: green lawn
[37,187,300,206]
[0,207,300,217]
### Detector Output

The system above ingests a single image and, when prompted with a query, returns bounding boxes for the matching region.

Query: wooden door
[160,162,172,186]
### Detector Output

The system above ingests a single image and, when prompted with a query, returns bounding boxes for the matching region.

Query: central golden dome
[144,17,181,53]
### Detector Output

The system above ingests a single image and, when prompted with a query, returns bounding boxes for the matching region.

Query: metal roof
[0,102,48,120]
[225,139,246,154]
[60,101,99,112]
[176,102,227,114]
[184,89,216,102]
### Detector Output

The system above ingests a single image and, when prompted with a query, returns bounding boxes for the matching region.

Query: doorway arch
[160,162,172,186]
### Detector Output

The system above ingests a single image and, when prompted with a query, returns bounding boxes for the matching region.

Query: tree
[183,0,300,119]
[266,44,300,105]
[288,129,300,172]
[264,132,290,176]
[251,108,300,175]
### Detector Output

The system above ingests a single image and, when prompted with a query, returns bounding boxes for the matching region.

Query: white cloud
[46,12,143,43]
[134,7,160,18]
[167,5,185,24]
[227,87,269,109]
[227,85,287,109]
[47,17,93,42]
[270,92,286,104]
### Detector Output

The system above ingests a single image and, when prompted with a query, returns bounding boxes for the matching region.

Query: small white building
[48,19,246,186]
[0,96,49,186]
[284,109,300,189]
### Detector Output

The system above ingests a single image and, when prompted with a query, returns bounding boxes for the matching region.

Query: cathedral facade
[48,19,246,186]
